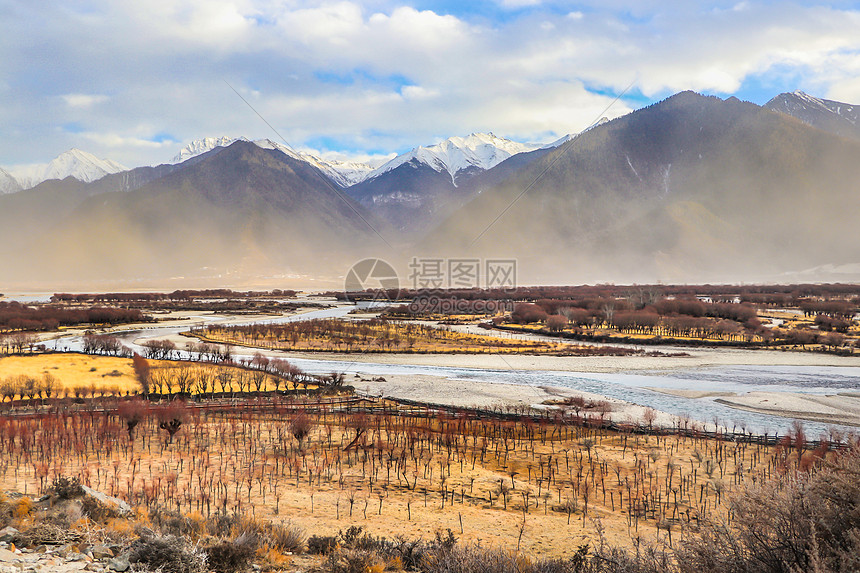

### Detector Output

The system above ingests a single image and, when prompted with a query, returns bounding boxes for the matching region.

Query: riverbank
[278,346,860,373]
[650,387,860,428]
[351,373,678,428]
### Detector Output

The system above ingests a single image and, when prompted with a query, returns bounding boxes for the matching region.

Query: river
[45,302,860,438]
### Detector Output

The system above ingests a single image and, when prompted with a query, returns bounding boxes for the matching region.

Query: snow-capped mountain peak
[790,90,832,111]
[171,136,248,163]
[0,167,22,195]
[367,132,542,184]
[4,149,128,190]
[42,148,127,183]
[170,129,601,190]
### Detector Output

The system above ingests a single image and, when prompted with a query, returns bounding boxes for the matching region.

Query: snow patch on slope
[767,91,858,127]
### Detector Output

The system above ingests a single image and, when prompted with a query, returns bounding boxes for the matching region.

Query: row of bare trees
[130,352,318,399]
[0,373,59,403]
[1,393,851,553]
[0,332,39,355]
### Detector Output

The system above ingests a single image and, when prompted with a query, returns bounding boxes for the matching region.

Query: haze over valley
[2,90,860,289]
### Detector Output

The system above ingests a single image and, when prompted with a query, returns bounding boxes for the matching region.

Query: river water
[46,303,860,438]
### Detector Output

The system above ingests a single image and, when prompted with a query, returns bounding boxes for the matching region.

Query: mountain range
[1,90,859,288]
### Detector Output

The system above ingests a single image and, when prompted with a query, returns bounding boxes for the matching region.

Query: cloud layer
[2,1,860,167]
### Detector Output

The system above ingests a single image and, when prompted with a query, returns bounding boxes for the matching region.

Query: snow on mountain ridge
[765,91,860,136]
[367,132,543,184]
[5,149,128,190]
[171,136,248,163]
[171,130,584,189]
[0,167,22,195]
[791,90,828,108]
[171,137,374,187]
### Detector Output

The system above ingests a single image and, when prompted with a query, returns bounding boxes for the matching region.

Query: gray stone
[106,556,129,572]
[89,546,113,560]
[0,529,18,544]
[79,487,130,516]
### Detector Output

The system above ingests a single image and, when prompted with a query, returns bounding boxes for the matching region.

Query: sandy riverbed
[278,347,860,373]
[349,373,680,427]
[650,387,860,428]
[714,392,860,427]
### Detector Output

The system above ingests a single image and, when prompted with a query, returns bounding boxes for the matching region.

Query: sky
[2,0,860,169]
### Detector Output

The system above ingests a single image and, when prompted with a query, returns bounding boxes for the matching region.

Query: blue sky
[2,0,860,168]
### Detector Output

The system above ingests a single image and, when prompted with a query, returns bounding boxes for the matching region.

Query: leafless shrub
[267,521,306,554]
[676,445,860,573]
[205,531,258,573]
[129,532,207,573]
[307,534,338,555]
[323,548,386,573]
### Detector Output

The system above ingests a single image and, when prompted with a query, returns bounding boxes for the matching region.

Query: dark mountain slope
[1,141,387,287]
[420,92,860,283]
[347,147,554,238]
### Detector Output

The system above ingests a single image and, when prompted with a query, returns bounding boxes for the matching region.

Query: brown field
[0,392,824,560]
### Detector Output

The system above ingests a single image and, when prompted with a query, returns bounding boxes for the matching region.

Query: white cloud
[401,85,440,100]
[81,132,175,149]
[2,1,860,168]
[61,94,110,108]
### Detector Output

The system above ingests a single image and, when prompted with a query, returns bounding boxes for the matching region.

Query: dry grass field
[0,353,139,396]
[0,391,819,559]
[0,354,310,401]
[0,353,855,573]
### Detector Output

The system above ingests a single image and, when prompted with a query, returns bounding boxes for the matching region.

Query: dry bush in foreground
[129,532,207,573]
[676,444,860,573]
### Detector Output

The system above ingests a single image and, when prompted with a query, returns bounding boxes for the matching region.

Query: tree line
[337,283,860,304]
[51,289,297,303]
[0,301,145,333]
